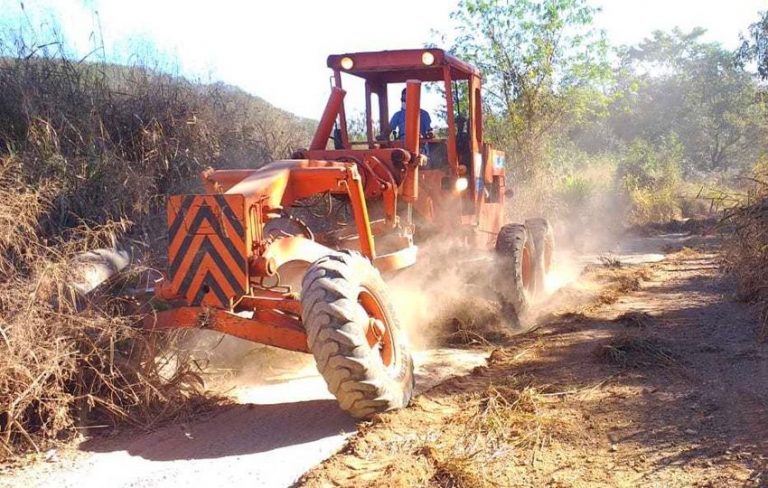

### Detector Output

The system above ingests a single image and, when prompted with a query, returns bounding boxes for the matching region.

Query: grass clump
[435,297,513,346]
[613,311,654,328]
[596,335,677,368]
[598,253,623,268]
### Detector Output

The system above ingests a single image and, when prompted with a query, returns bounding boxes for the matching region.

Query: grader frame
[145,50,528,417]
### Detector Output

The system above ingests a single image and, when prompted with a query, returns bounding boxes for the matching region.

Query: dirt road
[7,233,764,488]
[300,238,768,487]
[1,347,486,488]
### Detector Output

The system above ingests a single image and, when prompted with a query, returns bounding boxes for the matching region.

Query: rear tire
[301,252,414,418]
[495,224,535,318]
[525,218,555,297]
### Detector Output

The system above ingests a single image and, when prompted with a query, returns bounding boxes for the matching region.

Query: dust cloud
[175,183,627,397]
[386,244,572,350]
[388,178,629,349]
[171,329,316,399]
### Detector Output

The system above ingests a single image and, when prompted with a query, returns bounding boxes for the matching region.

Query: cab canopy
[327,48,479,83]
[318,48,485,183]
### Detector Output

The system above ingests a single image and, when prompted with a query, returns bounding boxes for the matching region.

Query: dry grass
[596,335,677,368]
[431,297,514,346]
[422,380,558,487]
[613,311,654,328]
[722,170,768,339]
[664,245,704,258]
[300,375,575,488]
[594,273,643,305]
[0,31,312,458]
[0,162,223,459]
[598,253,623,268]
[0,33,313,234]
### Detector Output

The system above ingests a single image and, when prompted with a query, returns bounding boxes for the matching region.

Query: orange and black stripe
[166,194,248,308]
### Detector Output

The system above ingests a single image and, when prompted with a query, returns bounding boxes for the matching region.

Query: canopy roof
[326,48,480,83]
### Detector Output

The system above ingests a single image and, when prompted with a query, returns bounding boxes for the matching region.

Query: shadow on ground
[80,399,356,461]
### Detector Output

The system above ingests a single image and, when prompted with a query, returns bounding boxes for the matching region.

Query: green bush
[618,138,683,225]
[558,174,593,208]
[626,186,681,224]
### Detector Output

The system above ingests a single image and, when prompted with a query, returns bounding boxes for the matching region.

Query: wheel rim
[522,244,535,294]
[544,239,553,274]
[359,289,396,370]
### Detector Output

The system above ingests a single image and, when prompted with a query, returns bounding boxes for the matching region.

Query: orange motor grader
[147,49,553,418]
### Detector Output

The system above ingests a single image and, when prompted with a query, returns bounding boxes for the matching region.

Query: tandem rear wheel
[494,219,555,323]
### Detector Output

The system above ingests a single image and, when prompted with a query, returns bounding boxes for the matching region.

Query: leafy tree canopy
[612,28,765,173]
[446,0,612,179]
[738,10,768,80]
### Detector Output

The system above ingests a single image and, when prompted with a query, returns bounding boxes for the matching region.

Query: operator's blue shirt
[390,109,432,138]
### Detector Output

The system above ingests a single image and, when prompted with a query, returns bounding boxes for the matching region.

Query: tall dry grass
[0,30,313,458]
[0,157,218,457]
[723,168,768,338]
[0,33,313,232]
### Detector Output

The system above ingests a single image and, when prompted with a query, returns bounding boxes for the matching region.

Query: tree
[446,0,611,179]
[738,10,768,80]
[611,29,766,173]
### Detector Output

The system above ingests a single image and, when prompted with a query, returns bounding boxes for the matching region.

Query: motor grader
[146,49,554,418]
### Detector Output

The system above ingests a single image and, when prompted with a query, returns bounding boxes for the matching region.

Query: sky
[0,0,765,119]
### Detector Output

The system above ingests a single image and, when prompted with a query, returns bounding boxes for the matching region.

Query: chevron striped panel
[167,194,248,308]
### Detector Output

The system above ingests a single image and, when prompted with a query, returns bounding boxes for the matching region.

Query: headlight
[455,177,469,192]
[422,51,435,66]
[340,57,354,70]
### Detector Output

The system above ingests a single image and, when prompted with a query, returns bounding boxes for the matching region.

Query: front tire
[301,252,414,418]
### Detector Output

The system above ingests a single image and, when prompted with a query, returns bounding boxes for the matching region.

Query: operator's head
[401,88,407,110]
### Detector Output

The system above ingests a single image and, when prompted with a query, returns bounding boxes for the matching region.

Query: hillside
[0,54,316,231]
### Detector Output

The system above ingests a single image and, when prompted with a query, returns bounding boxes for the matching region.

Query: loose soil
[298,243,768,487]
